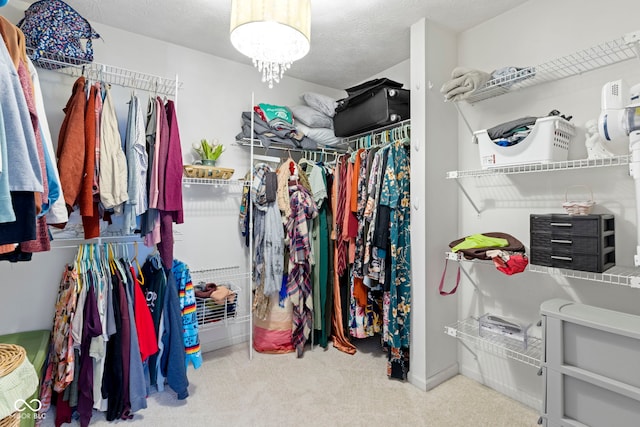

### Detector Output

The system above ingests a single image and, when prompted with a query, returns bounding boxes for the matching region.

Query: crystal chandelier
[230,0,311,88]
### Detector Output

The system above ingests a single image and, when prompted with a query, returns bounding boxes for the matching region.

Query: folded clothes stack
[440,67,491,102]
[290,92,348,150]
[440,66,536,101]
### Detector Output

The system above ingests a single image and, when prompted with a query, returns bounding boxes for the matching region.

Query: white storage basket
[476,116,575,169]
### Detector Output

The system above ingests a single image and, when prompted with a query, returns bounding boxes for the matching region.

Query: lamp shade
[230,0,311,87]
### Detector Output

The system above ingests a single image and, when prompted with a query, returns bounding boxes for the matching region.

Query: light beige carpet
[41,337,539,426]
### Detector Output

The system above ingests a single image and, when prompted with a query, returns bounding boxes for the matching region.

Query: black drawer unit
[530,214,615,273]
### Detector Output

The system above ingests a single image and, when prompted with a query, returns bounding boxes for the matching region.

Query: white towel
[440,67,491,101]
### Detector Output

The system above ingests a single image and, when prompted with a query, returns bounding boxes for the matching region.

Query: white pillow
[297,123,345,148]
[290,105,334,129]
[302,92,338,117]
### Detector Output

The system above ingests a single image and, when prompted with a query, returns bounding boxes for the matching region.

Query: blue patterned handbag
[17,0,100,66]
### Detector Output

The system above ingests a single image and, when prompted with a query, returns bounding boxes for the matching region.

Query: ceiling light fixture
[230,0,310,88]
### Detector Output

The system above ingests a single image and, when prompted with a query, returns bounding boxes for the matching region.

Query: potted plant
[193,139,224,166]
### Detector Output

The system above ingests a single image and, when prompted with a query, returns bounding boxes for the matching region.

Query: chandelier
[230,0,311,88]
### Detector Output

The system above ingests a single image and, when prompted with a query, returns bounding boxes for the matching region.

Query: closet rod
[26,48,182,97]
[50,235,143,250]
[341,119,411,145]
[235,138,348,155]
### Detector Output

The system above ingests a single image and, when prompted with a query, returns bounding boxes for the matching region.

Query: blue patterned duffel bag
[17,0,100,65]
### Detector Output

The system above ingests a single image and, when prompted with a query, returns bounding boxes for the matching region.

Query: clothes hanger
[134,242,145,285]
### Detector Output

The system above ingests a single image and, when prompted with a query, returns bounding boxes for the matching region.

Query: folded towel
[440,67,491,101]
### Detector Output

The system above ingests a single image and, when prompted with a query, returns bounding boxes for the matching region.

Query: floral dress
[379,141,411,379]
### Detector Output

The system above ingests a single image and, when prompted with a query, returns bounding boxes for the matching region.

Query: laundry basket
[477,116,575,169]
[562,185,595,215]
[0,344,27,427]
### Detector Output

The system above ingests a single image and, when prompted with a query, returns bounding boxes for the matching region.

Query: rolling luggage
[333,78,410,137]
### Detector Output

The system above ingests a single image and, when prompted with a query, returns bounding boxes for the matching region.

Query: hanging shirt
[99,85,128,211]
[133,97,148,216]
[123,95,139,235]
[162,100,184,223]
[0,22,43,195]
[28,58,67,224]
[57,76,86,209]
[0,105,14,224]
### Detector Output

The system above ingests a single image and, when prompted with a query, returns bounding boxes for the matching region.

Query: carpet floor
[41,337,540,426]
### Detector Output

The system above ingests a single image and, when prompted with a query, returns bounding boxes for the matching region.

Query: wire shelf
[445,317,542,368]
[27,48,182,97]
[190,266,251,331]
[446,155,631,179]
[528,264,640,289]
[235,138,348,155]
[182,177,249,187]
[463,31,640,104]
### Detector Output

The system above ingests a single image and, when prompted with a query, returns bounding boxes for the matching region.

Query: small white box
[476,116,575,169]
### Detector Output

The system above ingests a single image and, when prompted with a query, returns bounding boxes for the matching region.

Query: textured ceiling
[21,0,527,89]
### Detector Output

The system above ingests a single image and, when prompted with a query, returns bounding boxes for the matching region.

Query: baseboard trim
[459,365,542,410]
[409,362,459,391]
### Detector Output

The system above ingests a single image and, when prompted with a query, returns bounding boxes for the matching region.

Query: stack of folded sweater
[290,92,347,150]
[236,103,317,149]
[440,66,535,101]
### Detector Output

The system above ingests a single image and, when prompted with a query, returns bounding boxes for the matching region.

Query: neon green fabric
[451,234,509,252]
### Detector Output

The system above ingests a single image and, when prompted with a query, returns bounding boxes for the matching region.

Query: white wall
[454,0,640,410]
[0,4,344,339]
[409,18,460,391]
[360,59,411,89]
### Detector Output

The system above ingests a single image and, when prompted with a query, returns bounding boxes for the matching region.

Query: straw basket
[183,165,235,180]
[562,185,595,215]
[0,344,27,427]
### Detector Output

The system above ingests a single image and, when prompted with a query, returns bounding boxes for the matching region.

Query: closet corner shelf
[446,155,631,179]
[27,48,182,97]
[528,264,640,289]
[461,30,640,104]
[444,317,542,368]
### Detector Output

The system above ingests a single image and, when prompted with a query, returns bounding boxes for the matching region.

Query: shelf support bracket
[455,179,482,216]
[459,264,480,291]
[454,102,478,144]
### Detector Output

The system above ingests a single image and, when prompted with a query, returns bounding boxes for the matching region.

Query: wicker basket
[183,165,235,180]
[562,185,595,215]
[0,344,27,427]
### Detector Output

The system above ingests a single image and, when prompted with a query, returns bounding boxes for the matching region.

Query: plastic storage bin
[476,116,575,169]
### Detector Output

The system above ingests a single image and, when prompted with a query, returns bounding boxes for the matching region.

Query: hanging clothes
[99,85,128,211]
[57,76,86,211]
[286,184,318,357]
[172,259,202,369]
[0,26,43,247]
[380,141,412,380]
[27,57,67,225]
[81,84,100,239]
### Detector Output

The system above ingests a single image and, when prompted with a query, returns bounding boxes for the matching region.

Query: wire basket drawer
[195,284,240,327]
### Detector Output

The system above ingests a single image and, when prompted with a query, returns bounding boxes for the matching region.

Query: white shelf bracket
[454,101,478,144]
[455,179,482,216]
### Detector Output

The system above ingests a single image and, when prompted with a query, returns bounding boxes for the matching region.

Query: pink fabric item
[155,97,169,211]
[18,60,50,252]
[148,98,162,209]
[253,327,294,354]
[162,100,184,224]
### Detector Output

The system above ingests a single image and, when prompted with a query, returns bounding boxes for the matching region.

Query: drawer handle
[550,239,572,244]
[550,222,572,227]
[551,255,572,261]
